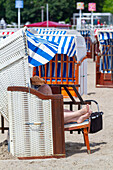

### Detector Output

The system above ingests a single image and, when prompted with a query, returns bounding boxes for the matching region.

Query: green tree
[0,0,6,20]
[0,0,107,25]
[4,0,17,24]
[102,0,113,13]
[48,0,75,23]
[21,0,39,23]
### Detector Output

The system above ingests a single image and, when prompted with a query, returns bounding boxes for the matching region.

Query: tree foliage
[0,0,6,20]
[0,0,109,25]
[102,0,113,13]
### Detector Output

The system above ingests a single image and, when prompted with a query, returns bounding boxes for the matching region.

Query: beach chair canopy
[98,31,113,41]
[97,30,113,50]
[26,30,59,67]
[0,28,87,68]
[27,28,86,67]
[34,28,81,36]
[77,29,91,37]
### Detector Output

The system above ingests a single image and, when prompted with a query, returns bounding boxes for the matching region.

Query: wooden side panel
[52,98,65,156]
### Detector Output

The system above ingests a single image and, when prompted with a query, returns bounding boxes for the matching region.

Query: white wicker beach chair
[7,86,65,159]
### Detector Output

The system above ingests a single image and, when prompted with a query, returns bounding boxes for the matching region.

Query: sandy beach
[0,58,113,170]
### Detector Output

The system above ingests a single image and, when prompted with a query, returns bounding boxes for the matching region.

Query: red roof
[25,21,71,28]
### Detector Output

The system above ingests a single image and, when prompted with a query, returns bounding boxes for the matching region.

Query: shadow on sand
[65,141,107,157]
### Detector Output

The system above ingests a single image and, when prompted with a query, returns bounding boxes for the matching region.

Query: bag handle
[84,99,100,112]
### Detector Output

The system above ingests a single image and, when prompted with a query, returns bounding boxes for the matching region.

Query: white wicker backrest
[8,91,53,157]
[0,29,30,121]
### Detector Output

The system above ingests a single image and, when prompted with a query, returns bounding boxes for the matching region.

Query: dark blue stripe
[63,63,66,77]
[68,42,76,57]
[47,62,50,77]
[26,30,58,47]
[28,56,42,66]
[61,36,68,54]
[66,37,74,55]
[52,36,55,42]
[45,43,57,54]
[27,40,53,61]
[52,62,55,77]
[57,36,62,44]
[102,32,104,40]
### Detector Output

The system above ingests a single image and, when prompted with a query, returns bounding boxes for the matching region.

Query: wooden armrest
[7,86,63,100]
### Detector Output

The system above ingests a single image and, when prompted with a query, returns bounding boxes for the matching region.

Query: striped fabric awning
[36,34,76,58]
[26,28,86,67]
[98,32,113,41]
[77,30,90,37]
[26,30,59,67]
[35,28,67,35]
[34,28,86,60]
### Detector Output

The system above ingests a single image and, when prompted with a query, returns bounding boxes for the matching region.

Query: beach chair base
[18,154,65,160]
[96,72,113,88]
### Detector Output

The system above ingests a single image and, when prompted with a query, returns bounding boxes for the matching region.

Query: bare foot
[80,104,89,115]
[76,110,92,123]
[64,110,92,124]
[74,104,90,117]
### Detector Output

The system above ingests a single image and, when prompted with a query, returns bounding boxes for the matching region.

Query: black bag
[85,100,104,133]
[90,111,103,133]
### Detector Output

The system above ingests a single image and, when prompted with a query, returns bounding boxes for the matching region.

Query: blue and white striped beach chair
[32,28,87,96]
[96,30,113,87]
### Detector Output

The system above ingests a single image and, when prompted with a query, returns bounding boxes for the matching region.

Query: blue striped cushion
[64,119,89,128]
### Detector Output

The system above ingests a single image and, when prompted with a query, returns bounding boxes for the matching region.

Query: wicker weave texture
[8,91,53,157]
[0,29,30,121]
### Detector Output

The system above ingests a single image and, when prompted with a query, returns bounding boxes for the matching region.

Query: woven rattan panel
[8,91,53,157]
[0,29,30,121]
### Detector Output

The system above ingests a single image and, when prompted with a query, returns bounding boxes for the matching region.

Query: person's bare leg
[64,104,90,123]
[37,85,92,124]
[64,111,92,124]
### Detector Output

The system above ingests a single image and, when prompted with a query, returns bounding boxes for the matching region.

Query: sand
[0,59,113,170]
